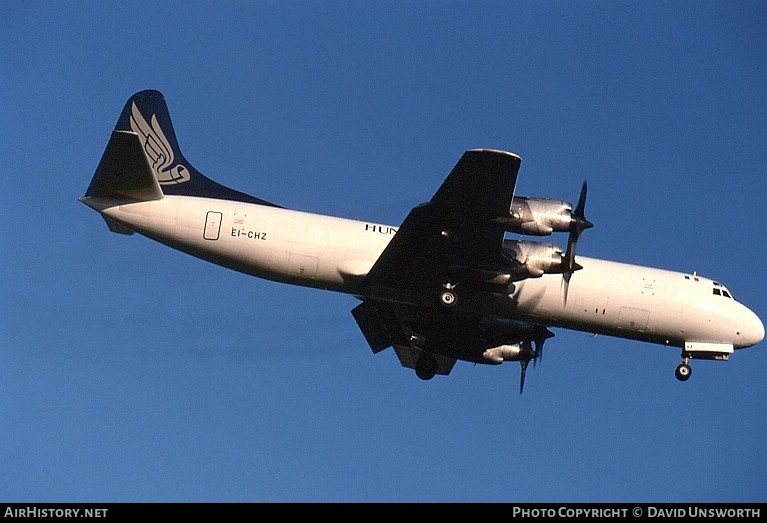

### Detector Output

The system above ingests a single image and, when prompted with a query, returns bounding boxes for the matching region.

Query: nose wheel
[675,363,692,381]
[675,353,692,382]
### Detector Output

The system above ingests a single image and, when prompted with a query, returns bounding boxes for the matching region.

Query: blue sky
[2,1,766,502]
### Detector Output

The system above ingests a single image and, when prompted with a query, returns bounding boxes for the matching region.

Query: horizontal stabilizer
[102,215,135,235]
[84,130,163,202]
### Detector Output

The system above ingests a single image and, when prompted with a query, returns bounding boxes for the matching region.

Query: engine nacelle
[483,344,524,363]
[497,196,574,236]
[479,319,553,364]
[502,239,565,278]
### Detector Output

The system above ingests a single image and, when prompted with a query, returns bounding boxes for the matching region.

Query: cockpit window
[712,287,734,299]
[690,276,736,300]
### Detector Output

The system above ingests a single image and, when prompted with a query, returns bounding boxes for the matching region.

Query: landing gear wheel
[675,363,692,382]
[415,354,438,380]
[439,289,458,308]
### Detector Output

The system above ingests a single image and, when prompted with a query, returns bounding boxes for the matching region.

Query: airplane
[80,90,764,393]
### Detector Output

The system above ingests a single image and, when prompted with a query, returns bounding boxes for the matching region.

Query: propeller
[531,335,547,368]
[519,360,530,395]
[561,180,593,302]
[518,332,553,394]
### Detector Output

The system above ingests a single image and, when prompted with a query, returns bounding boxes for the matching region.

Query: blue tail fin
[103,89,279,206]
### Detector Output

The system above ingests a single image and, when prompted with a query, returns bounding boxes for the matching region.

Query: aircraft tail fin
[84,90,279,206]
[83,129,164,202]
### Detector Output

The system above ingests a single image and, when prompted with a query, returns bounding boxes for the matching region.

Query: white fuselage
[84,195,764,351]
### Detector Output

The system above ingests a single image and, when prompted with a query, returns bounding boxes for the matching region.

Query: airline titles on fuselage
[365,224,397,235]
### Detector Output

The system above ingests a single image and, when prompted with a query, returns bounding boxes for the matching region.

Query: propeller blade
[575,180,590,227]
[533,337,545,367]
[562,180,592,293]
[519,360,529,394]
[519,330,554,393]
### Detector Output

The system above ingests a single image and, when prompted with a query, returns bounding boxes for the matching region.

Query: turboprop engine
[482,340,535,363]
[500,196,575,236]
[477,318,555,394]
[501,239,571,279]
[495,182,593,285]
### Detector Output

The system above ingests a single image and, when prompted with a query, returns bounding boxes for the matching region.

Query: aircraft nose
[739,307,765,348]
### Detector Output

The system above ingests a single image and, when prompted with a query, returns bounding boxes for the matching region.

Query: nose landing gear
[675,352,692,382]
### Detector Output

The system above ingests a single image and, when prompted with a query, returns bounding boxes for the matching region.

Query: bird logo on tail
[129,102,190,185]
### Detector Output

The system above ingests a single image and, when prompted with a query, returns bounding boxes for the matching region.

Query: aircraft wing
[362,149,521,305]
[351,299,458,375]
[351,297,552,385]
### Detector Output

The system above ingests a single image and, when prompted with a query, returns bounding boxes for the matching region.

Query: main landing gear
[675,352,692,382]
[438,283,458,308]
[415,353,438,380]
